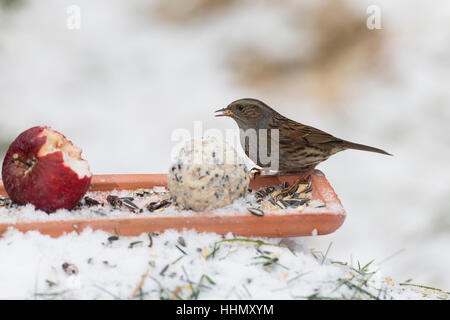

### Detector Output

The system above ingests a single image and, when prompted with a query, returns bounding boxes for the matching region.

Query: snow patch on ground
[0,228,440,300]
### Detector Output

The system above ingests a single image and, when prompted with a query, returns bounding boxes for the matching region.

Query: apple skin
[1,126,92,213]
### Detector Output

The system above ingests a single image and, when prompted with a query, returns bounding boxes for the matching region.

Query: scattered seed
[92,209,107,216]
[135,189,151,197]
[298,192,310,198]
[119,197,135,202]
[0,198,12,208]
[84,196,101,207]
[296,183,310,194]
[160,264,169,276]
[147,200,170,212]
[264,186,275,194]
[108,235,119,242]
[46,280,57,287]
[276,200,286,209]
[263,257,279,267]
[283,195,293,200]
[148,234,153,247]
[255,190,266,198]
[72,202,83,211]
[103,261,117,268]
[284,198,310,207]
[106,195,122,207]
[122,199,139,211]
[248,207,264,217]
[271,190,280,198]
[129,241,143,248]
[62,262,78,275]
[177,236,186,247]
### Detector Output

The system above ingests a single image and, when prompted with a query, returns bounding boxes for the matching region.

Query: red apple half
[1,126,92,213]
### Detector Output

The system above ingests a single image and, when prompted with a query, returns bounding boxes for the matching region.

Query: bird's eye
[237,105,244,111]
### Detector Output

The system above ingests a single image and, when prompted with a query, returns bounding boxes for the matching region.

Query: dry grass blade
[128,269,150,300]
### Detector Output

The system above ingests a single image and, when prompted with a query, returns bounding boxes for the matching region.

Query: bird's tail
[343,141,392,156]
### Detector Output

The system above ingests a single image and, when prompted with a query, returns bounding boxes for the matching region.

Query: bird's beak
[215,108,234,117]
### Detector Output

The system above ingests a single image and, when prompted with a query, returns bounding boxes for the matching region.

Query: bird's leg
[304,173,312,185]
[249,167,262,180]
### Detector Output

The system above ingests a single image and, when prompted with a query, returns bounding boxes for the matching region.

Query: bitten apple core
[1,126,92,213]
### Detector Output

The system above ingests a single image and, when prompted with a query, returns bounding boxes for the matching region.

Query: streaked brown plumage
[216,98,391,174]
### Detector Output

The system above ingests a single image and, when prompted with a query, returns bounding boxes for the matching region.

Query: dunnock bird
[215,98,391,174]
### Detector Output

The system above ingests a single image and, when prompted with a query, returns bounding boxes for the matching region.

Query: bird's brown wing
[272,116,342,145]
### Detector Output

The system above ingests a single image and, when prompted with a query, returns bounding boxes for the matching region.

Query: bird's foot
[277,176,312,199]
[249,167,262,180]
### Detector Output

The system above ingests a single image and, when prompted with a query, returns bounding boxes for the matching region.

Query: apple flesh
[1,126,92,213]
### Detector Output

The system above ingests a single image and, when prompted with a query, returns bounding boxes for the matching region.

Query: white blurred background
[0,0,449,290]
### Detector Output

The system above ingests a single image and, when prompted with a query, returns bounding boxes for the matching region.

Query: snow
[0,227,441,300]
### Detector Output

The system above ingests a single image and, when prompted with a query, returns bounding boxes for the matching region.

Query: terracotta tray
[0,170,345,238]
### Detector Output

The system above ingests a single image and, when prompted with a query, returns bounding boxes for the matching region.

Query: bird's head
[215,98,277,128]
